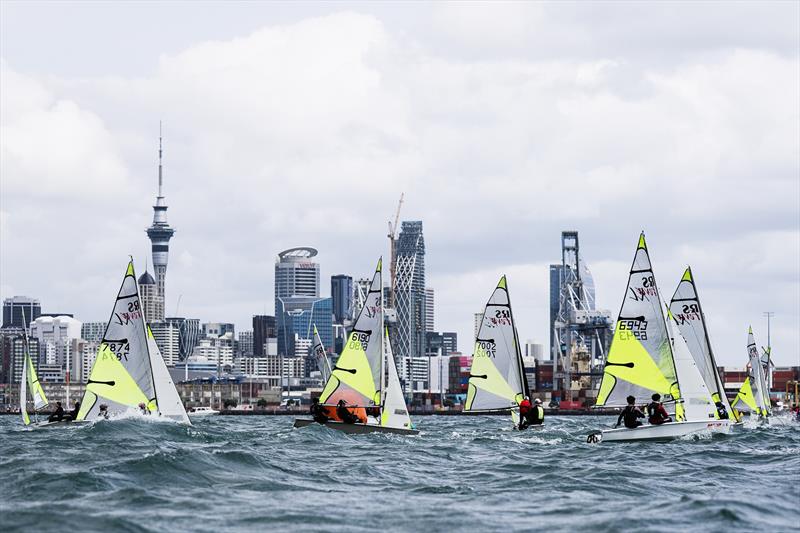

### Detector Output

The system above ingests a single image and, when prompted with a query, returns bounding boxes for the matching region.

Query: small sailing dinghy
[73,259,190,424]
[669,267,741,424]
[731,327,771,421]
[464,276,531,429]
[588,234,732,443]
[311,324,332,384]
[20,322,50,426]
[293,259,417,435]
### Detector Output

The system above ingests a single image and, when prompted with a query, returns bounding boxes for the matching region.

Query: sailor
[138,402,150,415]
[98,404,110,419]
[310,398,328,424]
[714,401,729,420]
[48,401,65,422]
[646,393,672,425]
[517,396,532,430]
[615,395,645,429]
[529,399,545,426]
[336,399,359,425]
[65,401,80,421]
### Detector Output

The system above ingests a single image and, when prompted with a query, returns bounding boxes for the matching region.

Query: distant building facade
[2,296,41,330]
[138,270,163,321]
[331,275,353,325]
[395,221,426,363]
[252,315,276,357]
[165,317,201,360]
[425,287,435,333]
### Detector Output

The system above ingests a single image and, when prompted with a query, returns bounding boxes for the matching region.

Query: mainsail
[748,327,771,416]
[319,259,384,407]
[381,327,413,429]
[20,323,49,425]
[731,371,760,415]
[669,267,735,419]
[596,233,679,407]
[465,276,528,412]
[312,325,332,384]
[77,260,189,423]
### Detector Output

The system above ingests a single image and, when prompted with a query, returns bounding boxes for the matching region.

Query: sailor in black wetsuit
[615,395,645,429]
[715,401,729,420]
[65,401,80,421]
[310,398,329,424]
[336,399,359,425]
[48,402,65,422]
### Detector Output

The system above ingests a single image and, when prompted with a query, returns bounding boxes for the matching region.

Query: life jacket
[531,405,544,424]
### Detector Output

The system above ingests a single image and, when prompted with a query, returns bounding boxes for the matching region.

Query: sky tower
[145,125,175,321]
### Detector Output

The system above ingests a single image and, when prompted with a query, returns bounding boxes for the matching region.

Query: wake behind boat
[293,259,418,435]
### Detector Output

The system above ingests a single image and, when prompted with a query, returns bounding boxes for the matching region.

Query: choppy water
[1,414,798,532]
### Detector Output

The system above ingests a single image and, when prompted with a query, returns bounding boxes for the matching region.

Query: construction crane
[387,193,404,308]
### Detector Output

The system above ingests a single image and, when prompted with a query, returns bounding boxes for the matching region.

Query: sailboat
[731,327,770,420]
[311,324,332,383]
[588,234,732,443]
[20,322,50,426]
[293,259,417,435]
[669,267,740,422]
[464,276,530,428]
[73,259,190,424]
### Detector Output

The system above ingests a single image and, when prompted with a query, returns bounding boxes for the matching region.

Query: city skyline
[1,3,798,366]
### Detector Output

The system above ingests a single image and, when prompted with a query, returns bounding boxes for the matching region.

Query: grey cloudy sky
[1,1,798,365]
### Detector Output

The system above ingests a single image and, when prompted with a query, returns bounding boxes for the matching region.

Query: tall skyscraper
[331,275,353,324]
[252,315,276,357]
[275,248,321,356]
[548,264,564,357]
[2,296,41,329]
[425,287,435,332]
[145,130,175,321]
[165,316,201,360]
[395,221,426,361]
[138,270,162,322]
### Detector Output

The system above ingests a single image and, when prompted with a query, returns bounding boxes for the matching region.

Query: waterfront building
[30,315,82,368]
[202,322,235,338]
[276,296,332,356]
[2,296,41,330]
[425,287,435,332]
[145,131,175,322]
[399,355,430,391]
[1,330,40,384]
[80,322,106,342]
[191,332,234,368]
[252,315,276,357]
[331,274,353,324]
[165,317,201,360]
[237,356,282,380]
[150,321,181,366]
[425,331,458,357]
[138,270,163,322]
[395,221,427,364]
[238,330,254,357]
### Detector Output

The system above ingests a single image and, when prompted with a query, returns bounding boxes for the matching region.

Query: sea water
[1,414,798,532]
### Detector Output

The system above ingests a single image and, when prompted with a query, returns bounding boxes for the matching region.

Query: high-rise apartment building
[238,330,254,357]
[138,270,163,322]
[145,132,175,321]
[331,275,353,324]
[150,321,180,366]
[1,329,40,384]
[425,287,435,333]
[252,315,276,357]
[275,247,322,356]
[81,322,106,342]
[395,221,426,362]
[30,315,82,367]
[2,296,41,329]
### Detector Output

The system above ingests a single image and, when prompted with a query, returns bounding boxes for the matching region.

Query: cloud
[1,7,798,365]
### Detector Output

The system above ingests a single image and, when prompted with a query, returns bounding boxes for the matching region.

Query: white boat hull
[293,418,419,435]
[587,419,734,443]
[188,409,219,417]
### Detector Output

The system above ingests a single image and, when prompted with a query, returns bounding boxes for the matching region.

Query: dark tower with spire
[145,123,175,321]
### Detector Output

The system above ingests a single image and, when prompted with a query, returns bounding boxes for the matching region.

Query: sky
[1,1,798,366]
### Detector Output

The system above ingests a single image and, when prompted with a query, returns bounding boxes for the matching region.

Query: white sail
[381,328,412,430]
[20,353,29,425]
[747,327,770,416]
[669,267,733,417]
[465,275,528,412]
[312,325,332,383]
[597,233,679,407]
[146,325,190,423]
[668,315,715,421]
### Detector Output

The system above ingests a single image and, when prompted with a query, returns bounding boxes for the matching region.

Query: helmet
[534,398,542,405]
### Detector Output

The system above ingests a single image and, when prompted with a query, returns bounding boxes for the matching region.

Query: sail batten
[465,276,527,413]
